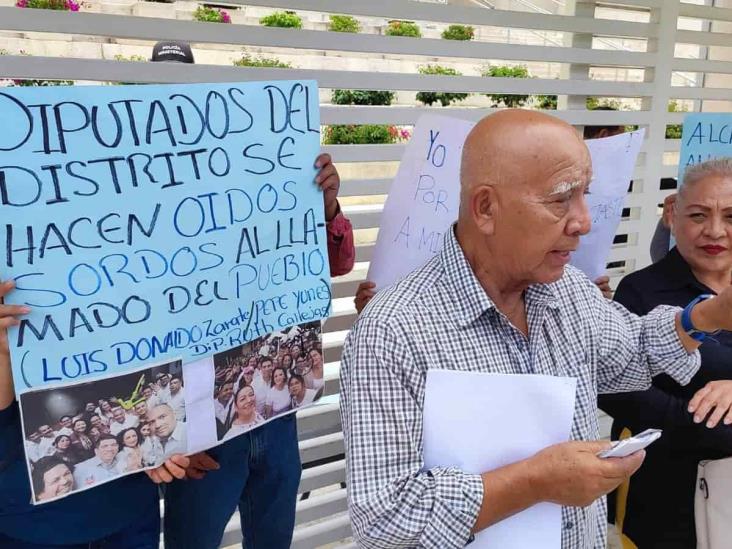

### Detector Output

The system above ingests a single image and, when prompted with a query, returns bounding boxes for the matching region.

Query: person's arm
[315,153,355,277]
[570,268,700,394]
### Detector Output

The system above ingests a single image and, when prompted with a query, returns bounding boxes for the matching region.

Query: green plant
[193,6,231,23]
[331,89,394,106]
[260,10,302,28]
[586,97,622,111]
[665,100,687,139]
[323,124,398,145]
[481,65,530,108]
[329,14,360,33]
[415,65,469,107]
[234,54,292,68]
[441,24,474,41]
[114,54,147,62]
[534,94,557,110]
[384,20,421,38]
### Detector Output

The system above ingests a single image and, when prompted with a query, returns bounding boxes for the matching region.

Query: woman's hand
[355,281,376,314]
[0,279,30,410]
[688,380,732,428]
[145,454,190,483]
[315,153,341,222]
[593,276,612,300]
[184,452,220,480]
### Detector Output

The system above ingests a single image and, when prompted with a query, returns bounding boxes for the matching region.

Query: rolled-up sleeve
[340,318,483,548]
[592,282,701,393]
[326,207,355,277]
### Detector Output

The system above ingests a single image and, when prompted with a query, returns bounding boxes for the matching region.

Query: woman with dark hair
[264,366,290,418]
[69,419,94,462]
[95,399,114,427]
[224,386,263,439]
[52,434,75,466]
[32,456,74,503]
[288,374,317,409]
[282,353,293,373]
[116,427,144,473]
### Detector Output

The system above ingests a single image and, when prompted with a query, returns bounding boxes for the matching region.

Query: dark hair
[271,366,289,388]
[72,418,87,431]
[32,456,72,495]
[116,427,140,449]
[288,373,305,388]
[95,434,118,449]
[234,384,255,404]
[259,356,273,367]
[583,107,623,139]
[53,434,71,447]
[60,415,72,422]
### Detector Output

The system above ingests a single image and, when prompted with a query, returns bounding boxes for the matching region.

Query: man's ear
[471,184,497,236]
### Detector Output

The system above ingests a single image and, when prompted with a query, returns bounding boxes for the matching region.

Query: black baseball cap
[151,41,195,64]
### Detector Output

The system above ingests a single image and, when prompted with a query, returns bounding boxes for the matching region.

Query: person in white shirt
[264,366,291,419]
[304,349,325,392]
[55,415,73,438]
[109,405,139,436]
[149,403,187,460]
[214,382,234,425]
[94,399,114,427]
[35,424,57,459]
[224,385,263,440]
[289,374,317,409]
[73,435,122,488]
[133,400,149,423]
[251,357,274,417]
[25,431,42,463]
[155,373,172,404]
[138,421,158,466]
[167,376,186,422]
[142,385,159,409]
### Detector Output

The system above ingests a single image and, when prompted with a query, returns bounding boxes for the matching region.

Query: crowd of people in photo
[212,323,325,441]
[23,369,187,502]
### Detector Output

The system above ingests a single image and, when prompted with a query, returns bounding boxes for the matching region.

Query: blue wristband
[680,294,715,342]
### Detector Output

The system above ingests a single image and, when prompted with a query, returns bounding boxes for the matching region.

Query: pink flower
[220,10,231,23]
[400,129,411,140]
[15,0,28,8]
[66,0,79,10]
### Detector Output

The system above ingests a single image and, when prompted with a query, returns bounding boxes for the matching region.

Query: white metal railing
[1,0,730,546]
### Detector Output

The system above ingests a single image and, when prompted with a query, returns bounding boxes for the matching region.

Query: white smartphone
[597,428,662,458]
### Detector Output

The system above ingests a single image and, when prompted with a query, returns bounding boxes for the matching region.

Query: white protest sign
[570,129,645,280]
[423,370,577,549]
[367,114,475,289]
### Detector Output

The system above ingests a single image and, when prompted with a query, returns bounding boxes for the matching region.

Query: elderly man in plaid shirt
[340,110,732,548]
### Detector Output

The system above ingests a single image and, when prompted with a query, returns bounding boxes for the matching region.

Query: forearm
[473,458,540,533]
[0,355,14,411]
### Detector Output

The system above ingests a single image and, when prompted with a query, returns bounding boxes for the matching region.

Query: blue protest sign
[678,113,732,182]
[0,80,330,391]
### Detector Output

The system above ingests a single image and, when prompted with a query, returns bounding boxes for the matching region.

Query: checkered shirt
[339,227,700,549]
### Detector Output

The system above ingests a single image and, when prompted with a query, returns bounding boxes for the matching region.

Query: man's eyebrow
[547,180,584,196]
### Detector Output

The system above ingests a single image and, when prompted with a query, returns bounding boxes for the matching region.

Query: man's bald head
[460,110,590,208]
[455,110,593,287]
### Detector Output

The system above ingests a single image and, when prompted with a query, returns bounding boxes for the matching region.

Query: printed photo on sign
[20,359,185,504]
[212,321,323,441]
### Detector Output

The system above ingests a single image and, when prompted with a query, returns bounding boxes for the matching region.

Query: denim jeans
[0,510,160,548]
[163,414,301,549]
